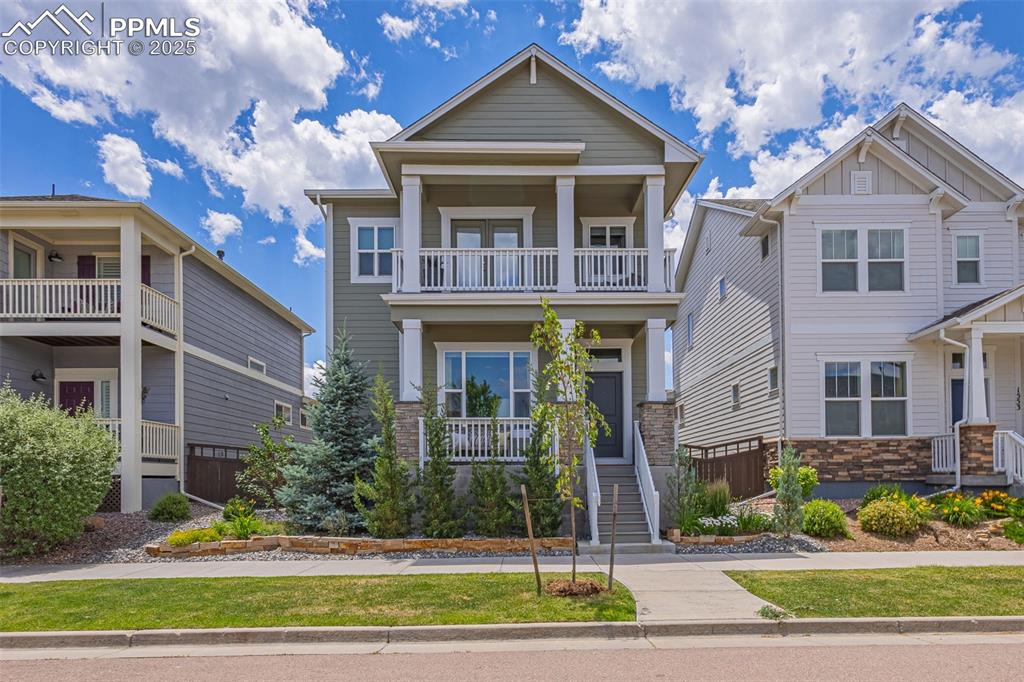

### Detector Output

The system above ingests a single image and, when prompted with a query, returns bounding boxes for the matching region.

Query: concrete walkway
[3,551,1023,623]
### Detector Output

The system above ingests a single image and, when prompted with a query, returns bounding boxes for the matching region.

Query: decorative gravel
[134,548,572,563]
[674,534,827,555]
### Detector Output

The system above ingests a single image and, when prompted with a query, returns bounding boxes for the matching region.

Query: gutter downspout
[176,245,196,495]
[755,213,784,458]
[939,329,967,491]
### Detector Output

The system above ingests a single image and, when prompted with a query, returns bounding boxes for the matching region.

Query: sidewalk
[3,551,1023,623]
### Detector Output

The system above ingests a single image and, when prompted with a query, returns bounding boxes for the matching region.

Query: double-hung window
[955,234,981,284]
[867,229,904,291]
[870,361,907,436]
[349,219,396,283]
[821,229,858,292]
[442,350,532,418]
[274,400,293,425]
[823,359,909,437]
[824,361,861,436]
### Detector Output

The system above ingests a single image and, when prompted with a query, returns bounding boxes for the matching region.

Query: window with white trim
[442,350,532,418]
[767,366,778,394]
[686,313,694,349]
[821,229,858,292]
[867,229,904,291]
[247,357,267,374]
[718,277,726,301]
[823,359,909,437]
[760,235,770,260]
[955,234,981,284]
[824,361,861,436]
[299,407,311,430]
[349,218,397,283]
[676,404,684,428]
[274,400,293,425]
[730,383,740,409]
[870,361,907,436]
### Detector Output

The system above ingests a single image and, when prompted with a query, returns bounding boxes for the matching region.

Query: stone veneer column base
[636,401,675,466]
[790,438,932,481]
[395,401,424,464]
[959,423,997,477]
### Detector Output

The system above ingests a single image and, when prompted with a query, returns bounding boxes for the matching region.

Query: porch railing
[422,417,533,463]
[584,432,600,545]
[0,278,121,318]
[96,418,180,476]
[994,430,1024,484]
[140,283,179,336]
[931,433,958,473]
[633,421,660,543]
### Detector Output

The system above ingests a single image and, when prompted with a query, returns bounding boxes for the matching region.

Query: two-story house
[674,104,1024,497]
[0,195,314,511]
[309,44,703,546]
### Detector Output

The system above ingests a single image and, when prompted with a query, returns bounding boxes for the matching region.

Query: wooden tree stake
[521,484,542,596]
[608,483,619,592]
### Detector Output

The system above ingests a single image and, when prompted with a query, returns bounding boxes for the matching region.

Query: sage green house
[307,44,702,546]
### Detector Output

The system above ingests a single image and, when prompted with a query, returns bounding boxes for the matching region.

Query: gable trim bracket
[857,133,874,164]
[928,189,945,215]
[1006,193,1024,221]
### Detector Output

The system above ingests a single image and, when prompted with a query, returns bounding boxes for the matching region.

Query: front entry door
[59,381,94,414]
[587,372,623,459]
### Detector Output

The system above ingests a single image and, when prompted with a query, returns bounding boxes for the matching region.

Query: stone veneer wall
[395,401,423,463]
[959,423,997,476]
[637,401,675,465]
[791,438,932,481]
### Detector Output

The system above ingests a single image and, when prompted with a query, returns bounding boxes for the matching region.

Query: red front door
[59,381,94,414]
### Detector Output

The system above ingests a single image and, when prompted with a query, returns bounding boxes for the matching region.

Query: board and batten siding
[182,257,303,389]
[782,199,943,438]
[412,62,664,166]
[674,207,781,445]
[330,199,401,392]
[804,151,923,196]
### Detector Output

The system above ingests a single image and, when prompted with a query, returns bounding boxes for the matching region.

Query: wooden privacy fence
[186,443,249,504]
[681,436,767,500]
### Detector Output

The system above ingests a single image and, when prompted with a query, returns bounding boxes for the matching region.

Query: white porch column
[401,319,422,402]
[556,176,576,293]
[644,175,666,293]
[966,327,989,423]
[558,318,577,400]
[645,318,667,401]
[401,175,421,293]
[119,215,143,512]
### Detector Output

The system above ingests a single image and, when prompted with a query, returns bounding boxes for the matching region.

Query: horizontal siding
[141,346,175,423]
[1,337,53,400]
[414,62,664,166]
[942,204,1018,312]
[183,257,303,389]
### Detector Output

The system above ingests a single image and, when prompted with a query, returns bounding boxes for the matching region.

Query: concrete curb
[4,616,1024,649]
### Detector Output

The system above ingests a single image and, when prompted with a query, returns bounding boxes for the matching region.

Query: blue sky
[2,0,1022,392]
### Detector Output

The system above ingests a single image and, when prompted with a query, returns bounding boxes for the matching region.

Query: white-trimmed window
[823,359,909,437]
[676,404,684,428]
[768,366,779,394]
[730,383,740,409]
[686,313,694,349]
[718,277,727,301]
[299,407,311,430]
[824,361,861,436]
[760,235,770,260]
[870,361,908,436]
[955,234,981,284]
[867,229,904,291]
[274,400,293,425]
[442,349,533,418]
[821,229,858,292]
[247,357,267,374]
[348,218,397,283]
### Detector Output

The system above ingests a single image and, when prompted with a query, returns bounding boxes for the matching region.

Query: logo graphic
[2,3,94,37]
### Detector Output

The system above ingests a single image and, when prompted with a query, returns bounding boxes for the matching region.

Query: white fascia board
[371,141,586,156]
[381,292,683,306]
[401,163,665,177]
[303,188,396,200]
[0,321,122,336]
[696,200,757,217]
[673,203,707,290]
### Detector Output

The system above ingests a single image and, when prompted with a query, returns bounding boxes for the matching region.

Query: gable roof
[701,198,768,214]
[673,198,768,290]
[768,127,970,215]
[875,103,1024,201]
[908,283,1024,340]
[390,44,702,165]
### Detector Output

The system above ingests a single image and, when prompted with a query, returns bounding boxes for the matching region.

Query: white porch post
[558,318,577,400]
[119,215,143,512]
[556,176,576,293]
[401,319,422,402]
[401,175,421,294]
[645,318,667,401]
[966,327,989,423]
[644,175,666,293]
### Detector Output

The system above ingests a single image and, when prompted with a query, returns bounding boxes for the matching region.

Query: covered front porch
[912,284,1024,488]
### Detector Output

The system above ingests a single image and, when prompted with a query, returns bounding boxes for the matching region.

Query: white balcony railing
[931,433,958,473]
[96,418,180,476]
[140,284,179,336]
[391,248,677,293]
[422,417,533,463]
[0,278,121,318]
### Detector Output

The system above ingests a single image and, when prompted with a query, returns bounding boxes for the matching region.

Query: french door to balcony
[452,219,523,290]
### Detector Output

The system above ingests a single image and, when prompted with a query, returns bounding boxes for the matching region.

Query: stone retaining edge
[145,536,575,558]
[5,617,1024,649]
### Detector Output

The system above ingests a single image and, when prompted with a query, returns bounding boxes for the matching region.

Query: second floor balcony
[391,247,675,294]
[0,279,180,337]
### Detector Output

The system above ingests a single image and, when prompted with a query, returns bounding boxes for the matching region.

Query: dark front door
[587,372,623,459]
[59,381,94,414]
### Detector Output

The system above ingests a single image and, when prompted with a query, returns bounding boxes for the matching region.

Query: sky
[2,0,1023,394]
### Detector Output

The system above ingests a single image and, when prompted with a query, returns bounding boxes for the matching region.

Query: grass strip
[727,565,1024,618]
[0,572,634,631]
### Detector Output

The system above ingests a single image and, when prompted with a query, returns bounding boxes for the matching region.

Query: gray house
[0,195,314,511]
[308,45,703,546]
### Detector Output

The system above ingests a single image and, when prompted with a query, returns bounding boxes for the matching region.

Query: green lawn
[728,566,1024,618]
[0,573,634,631]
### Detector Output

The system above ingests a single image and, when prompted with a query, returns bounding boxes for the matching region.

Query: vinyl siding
[0,337,54,400]
[674,207,781,445]
[942,204,1019,312]
[182,257,303,388]
[413,62,664,166]
[804,151,923,195]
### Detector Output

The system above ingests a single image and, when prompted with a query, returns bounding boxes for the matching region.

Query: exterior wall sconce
[47,250,63,263]
[31,369,48,383]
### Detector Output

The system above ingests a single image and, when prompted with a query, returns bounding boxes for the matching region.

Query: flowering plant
[696,514,738,536]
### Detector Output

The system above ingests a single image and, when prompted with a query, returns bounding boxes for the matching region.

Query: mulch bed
[824,517,1023,552]
[545,578,604,597]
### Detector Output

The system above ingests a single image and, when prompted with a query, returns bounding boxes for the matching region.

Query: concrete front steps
[579,464,673,554]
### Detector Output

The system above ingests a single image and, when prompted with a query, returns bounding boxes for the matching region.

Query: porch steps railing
[994,430,1024,485]
[931,433,958,473]
[584,433,600,545]
[633,421,661,543]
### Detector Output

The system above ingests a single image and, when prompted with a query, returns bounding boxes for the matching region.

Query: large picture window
[442,350,532,418]
[823,359,910,437]
[821,229,858,292]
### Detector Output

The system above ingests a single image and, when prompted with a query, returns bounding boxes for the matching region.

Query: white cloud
[304,361,325,396]
[378,13,420,42]
[925,91,1024,186]
[486,9,497,22]
[536,13,546,28]
[147,156,184,179]
[2,0,398,265]
[257,235,277,246]
[200,210,243,246]
[561,1,1018,157]
[97,134,151,198]
[377,0,476,56]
